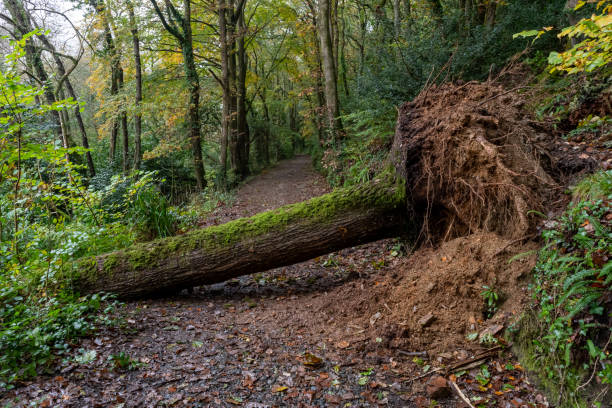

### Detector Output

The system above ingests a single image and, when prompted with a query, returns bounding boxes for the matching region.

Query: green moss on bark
[67,177,406,286]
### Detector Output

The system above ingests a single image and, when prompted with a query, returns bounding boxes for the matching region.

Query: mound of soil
[391,81,560,241]
[318,232,538,356]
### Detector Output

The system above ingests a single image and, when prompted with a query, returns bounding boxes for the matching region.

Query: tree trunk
[118,68,130,173]
[236,3,250,179]
[128,1,143,170]
[33,31,96,177]
[318,0,343,142]
[227,0,239,175]
[258,90,271,165]
[485,0,496,28]
[218,0,230,187]
[181,0,206,190]
[393,0,401,38]
[104,15,119,164]
[68,179,406,298]
[149,0,206,190]
[3,0,62,139]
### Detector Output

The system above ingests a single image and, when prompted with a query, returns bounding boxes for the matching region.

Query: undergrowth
[0,287,120,390]
[514,170,611,407]
[0,168,232,390]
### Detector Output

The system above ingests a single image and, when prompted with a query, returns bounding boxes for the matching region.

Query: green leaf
[548,52,563,65]
[513,29,541,39]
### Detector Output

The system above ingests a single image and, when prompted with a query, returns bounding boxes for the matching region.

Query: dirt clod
[426,375,451,398]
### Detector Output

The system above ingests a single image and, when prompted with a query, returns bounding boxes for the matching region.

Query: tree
[150,0,207,190]
[317,0,343,142]
[68,179,405,297]
[2,0,63,144]
[127,0,143,170]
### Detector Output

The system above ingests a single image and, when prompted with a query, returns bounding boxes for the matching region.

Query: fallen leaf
[302,352,323,368]
[336,340,350,349]
[272,386,288,393]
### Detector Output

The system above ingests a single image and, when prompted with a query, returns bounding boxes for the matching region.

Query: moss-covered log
[68,178,407,298]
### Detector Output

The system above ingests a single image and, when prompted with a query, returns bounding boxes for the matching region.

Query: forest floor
[2,155,551,407]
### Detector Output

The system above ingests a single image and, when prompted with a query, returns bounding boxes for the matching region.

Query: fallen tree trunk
[68,179,407,298]
[67,82,592,299]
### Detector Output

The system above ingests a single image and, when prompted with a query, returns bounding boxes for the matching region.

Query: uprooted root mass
[392,81,562,241]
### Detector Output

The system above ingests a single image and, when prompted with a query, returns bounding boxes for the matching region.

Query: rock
[370,312,382,326]
[341,392,354,400]
[454,349,469,360]
[438,352,453,360]
[426,375,451,399]
[479,324,504,341]
[418,313,435,327]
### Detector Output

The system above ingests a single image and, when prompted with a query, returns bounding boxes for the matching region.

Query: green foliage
[573,170,612,202]
[517,170,611,405]
[0,290,119,389]
[122,171,177,239]
[567,115,612,142]
[481,285,502,319]
[108,351,142,371]
[0,34,130,390]
[515,1,611,75]
[549,1,611,74]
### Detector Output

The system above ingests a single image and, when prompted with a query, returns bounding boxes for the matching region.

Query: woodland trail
[2,155,548,407]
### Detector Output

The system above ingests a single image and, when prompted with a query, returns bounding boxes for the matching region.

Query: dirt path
[2,156,548,407]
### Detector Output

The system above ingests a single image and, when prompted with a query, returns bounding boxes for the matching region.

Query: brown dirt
[203,155,330,225]
[318,232,539,356]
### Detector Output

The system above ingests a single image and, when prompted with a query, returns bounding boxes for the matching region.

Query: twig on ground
[450,381,476,408]
[397,350,428,358]
[445,345,504,374]
[404,367,443,383]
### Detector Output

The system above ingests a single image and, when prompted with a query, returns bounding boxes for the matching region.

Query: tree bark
[118,67,130,173]
[317,0,343,142]
[306,0,326,144]
[393,0,401,38]
[128,1,143,170]
[236,2,250,179]
[3,0,62,139]
[218,0,230,187]
[98,2,120,164]
[181,0,206,190]
[485,0,496,28]
[68,179,406,298]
